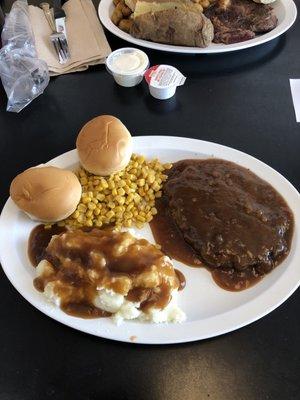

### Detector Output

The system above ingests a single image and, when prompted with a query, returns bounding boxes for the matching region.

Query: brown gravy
[29,225,182,318]
[151,197,202,268]
[175,269,186,291]
[28,224,66,267]
[150,159,294,291]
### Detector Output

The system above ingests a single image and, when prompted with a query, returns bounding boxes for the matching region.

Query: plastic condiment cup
[106,48,149,88]
[144,65,186,100]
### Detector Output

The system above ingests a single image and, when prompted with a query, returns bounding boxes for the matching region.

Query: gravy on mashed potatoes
[29,226,185,322]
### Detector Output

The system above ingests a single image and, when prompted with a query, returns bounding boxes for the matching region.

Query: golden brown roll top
[10,166,82,222]
[76,115,132,176]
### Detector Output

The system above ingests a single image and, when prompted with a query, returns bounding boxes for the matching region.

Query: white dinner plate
[98,0,297,54]
[1,136,300,344]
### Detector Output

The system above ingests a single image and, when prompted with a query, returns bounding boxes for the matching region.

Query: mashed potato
[38,269,186,325]
[34,228,186,324]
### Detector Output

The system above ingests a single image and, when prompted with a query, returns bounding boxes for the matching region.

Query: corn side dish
[54,154,172,230]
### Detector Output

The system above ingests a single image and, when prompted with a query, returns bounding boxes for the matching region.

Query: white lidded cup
[106,48,149,87]
[145,65,186,100]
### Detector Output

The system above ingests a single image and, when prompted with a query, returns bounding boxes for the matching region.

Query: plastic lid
[106,48,149,76]
[144,65,186,88]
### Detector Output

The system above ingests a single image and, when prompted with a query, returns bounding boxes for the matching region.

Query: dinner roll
[76,115,132,176]
[10,166,82,222]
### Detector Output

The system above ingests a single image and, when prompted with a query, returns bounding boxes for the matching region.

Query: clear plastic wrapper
[0,0,49,112]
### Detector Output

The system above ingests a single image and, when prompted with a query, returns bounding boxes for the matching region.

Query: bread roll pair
[10,115,133,222]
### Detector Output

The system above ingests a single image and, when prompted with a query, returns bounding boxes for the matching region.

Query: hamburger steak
[162,159,294,288]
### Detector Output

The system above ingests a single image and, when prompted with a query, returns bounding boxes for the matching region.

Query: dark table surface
[1,0,300,399]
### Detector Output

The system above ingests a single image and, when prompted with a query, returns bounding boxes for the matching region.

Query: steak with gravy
[160,159,293,290]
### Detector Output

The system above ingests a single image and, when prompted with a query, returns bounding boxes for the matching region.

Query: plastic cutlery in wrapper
[0,0,49,112]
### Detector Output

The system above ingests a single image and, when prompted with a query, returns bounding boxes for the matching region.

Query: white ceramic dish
[98,0,297,54]
[1,136,300,344]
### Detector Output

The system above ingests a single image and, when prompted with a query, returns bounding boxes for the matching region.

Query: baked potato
[130,8,214,47]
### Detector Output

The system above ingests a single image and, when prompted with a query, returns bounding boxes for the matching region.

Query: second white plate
[98,0,297,54]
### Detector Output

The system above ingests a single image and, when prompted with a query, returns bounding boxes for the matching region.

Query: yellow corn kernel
[164,163,172,170]
[86,210,93,218]
[118,180,126,188]
[107,210,115,219]
[137,179,145,187]
[126,203,134,211]
[78,204,87,212]
[115,196,125,205]
[96,193,105,201]
[151,207,158,215]
[147,175,155,184]
[88,202,96,210]
[80,177,88,185]
[125,193,133,203]
[73,210,79,218]
[137,155,145,164]
[82,196,91,204]
[146,214,153,222]
[100,178,107,188]
[94,208,100,216]
[129,174,137,181]
[78,214,85,223]
[108,201,116,209]
[138,188,145,197]
[108,181,115,190]
[152,183,160,192]
[124,211,133,219]
[124,219,132,227]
